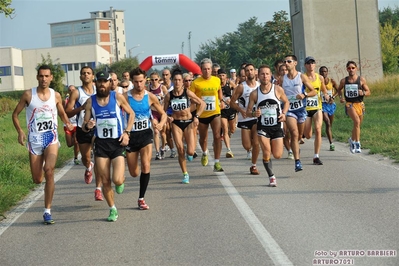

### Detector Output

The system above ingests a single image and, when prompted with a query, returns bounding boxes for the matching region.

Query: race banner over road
[139,54,201,75]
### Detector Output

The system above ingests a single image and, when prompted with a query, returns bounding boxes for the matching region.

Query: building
[289,0,383,82]
[0,45,110,92]
[49,6,126,63]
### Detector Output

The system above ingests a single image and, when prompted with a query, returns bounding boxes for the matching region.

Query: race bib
[133,118,150,131]
[260,108,277,126]
[96,118,118,139]
[34,113,54,132]
[171,98,188,111]
[306,95,319,108]
[345,84,359,98]
[288,96,303,111]
[202,96,216,111]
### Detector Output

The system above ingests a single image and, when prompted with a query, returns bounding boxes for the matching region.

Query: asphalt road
[0,132,398,266]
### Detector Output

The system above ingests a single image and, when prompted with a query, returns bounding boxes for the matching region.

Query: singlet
[256,84,282,129]
[26,87,58,137]
[169,89,190,112]
[322,78,334,103]
[190,76,222,118]
[221,82,232,109]
[344,76,363,103]
[127,90,152,132]
[237,81,259,122]
[75,86,96,128]
[282,72,305,112]
[64,96,77,126]
[91,91,123,139]
[149,84,164,104]
[305,73,322,111]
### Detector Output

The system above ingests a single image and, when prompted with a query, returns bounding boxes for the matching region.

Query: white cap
[230,69,236,73]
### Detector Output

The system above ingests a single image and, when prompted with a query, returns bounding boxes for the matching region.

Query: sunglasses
[306,61,315,64]
[162,74,169,76]
[184,80,193,82]
[121,85,129,88]
[284,60,293,63]
[151,79,158,81]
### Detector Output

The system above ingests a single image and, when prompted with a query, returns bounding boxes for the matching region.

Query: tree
[94,57,140,80]
[380,21,399,74]
[0,0,14,18]
[37,54,65,96]
[379,6,399,27]
[194,13,292,70]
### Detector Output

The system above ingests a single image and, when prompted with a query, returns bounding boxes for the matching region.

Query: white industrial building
[0,7,126,92]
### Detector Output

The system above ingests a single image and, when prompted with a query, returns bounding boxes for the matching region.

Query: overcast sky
[0,0,397,62]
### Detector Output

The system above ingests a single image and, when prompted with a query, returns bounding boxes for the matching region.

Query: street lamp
[128,44,140,58]
[133,51,144,60]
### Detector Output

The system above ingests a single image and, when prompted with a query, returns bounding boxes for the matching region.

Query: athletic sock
[139,172,150,198]
[262,159,273,177]
[44,208,51,214]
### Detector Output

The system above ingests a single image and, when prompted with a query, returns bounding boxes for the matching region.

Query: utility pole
[181,42,184,55]
[188,31,192,59]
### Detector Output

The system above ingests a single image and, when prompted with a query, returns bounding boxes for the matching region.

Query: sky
[0,0,398,63]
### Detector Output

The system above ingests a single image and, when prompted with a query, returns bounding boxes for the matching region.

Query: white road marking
[210,156,293,266]
[0,161,74,236]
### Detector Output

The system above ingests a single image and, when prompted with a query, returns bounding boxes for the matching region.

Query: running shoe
[287,151,294,160]
[84,162,94,184]
[164,145,170,151]
[214,162,224,172]
[201,154,208,166]
[193,151,198,159]
[269,175,277,187]
[250,166,260,175]
[348,138,355,154]
[354,142,362,153]
[330,144,335,151]
[170,150,177,158]
[299,138,305,144]
[246,151,252,160]
[313,157,323,165]
[182,173,190,184]
[95,189,103,201]
[160,149,165,159]
[155,152,162,160]
[186,155,193,162]
[295,160,303,172]
[74,158,80,165]
[43,212,54,225]
[115,183,124,194]
[226,151,234,158]
[138,199,149,210]
[107,208,118,222]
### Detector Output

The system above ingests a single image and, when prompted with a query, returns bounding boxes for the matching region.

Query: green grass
[0,109,73,217]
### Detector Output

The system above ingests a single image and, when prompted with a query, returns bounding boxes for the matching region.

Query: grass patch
[0,110,73,216]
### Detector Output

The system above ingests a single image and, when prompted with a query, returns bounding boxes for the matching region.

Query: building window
[67,64,73,71]
[117,27,119,31]
[14,66,24,76]
[118,38,119,43]
[123,42,125,47]
[123,30,124,35]
[116,14,118,19]
[103,12,106,18]
[0,66,11,76]
[74,63,79,70]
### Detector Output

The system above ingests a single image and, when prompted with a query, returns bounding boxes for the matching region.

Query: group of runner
[11,55,370,224]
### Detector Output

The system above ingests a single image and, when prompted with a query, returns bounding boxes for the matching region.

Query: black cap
[305,56,315,63]
[95,71,111,81]
[217,68,227,75]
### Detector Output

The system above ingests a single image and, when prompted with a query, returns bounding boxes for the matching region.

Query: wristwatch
[303,91,308,98]
[124,130,130,137]
[194,114,200,119]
